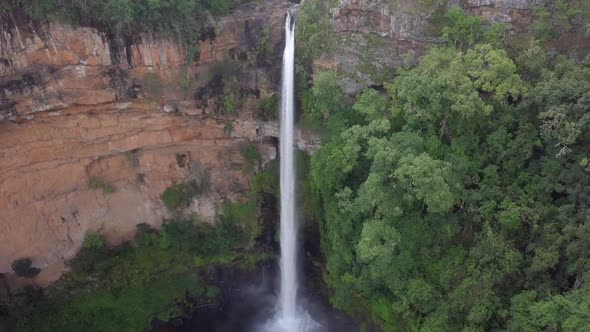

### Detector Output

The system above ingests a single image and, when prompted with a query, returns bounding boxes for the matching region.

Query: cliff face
[0,0,305,285]
[1,0,586,286]
[317,0,588,93]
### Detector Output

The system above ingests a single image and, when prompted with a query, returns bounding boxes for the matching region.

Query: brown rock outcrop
[0,103,269,285]
[322,0,432,92]
[0,0,300,285]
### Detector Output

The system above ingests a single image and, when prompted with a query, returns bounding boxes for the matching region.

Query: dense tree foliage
[10,258,40,278]
[529,0,590,41]
[295,0,334,61]
[10,217,261,332]
[309,9,590,331]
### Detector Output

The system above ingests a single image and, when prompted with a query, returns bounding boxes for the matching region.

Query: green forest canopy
[308,7,590,332]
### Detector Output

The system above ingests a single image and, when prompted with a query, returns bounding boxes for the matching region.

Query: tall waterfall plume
[262,12,319,332]
[279,12,297,324]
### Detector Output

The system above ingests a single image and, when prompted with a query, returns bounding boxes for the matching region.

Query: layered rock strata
[0,0,302,285]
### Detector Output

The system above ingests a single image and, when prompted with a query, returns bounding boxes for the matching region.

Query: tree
[11,258,40,278]
[442,8,484,48]
[309,16,590,330]
[304,70,345,121]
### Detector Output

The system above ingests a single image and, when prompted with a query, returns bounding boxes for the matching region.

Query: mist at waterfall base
[152,257,356,332]
[150,13,358,332]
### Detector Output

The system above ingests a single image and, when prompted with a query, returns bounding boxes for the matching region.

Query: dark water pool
[150,195,363,332]
[149,262,359,332]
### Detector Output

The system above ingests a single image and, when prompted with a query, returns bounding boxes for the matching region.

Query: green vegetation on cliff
[7,160,280,331]
[308,8,590,331]
[0,0,248,45]
[89,176,116,195]
[529,0,590,41]
[10,216,265,332]
[10,258,41,278]
[296,0,334,61]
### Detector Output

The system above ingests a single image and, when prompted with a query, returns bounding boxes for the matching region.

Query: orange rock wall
[0,0,297,285]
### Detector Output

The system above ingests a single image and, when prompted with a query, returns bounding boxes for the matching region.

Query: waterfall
[263,12,319,332]
[279,11,298,327]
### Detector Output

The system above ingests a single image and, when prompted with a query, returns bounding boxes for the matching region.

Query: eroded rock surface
[0,0,300,285]
[2,0,586,286]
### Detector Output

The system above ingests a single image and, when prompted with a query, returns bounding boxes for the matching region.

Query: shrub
[296,0,334,61]
[156,218,244,255]
[224,121,234,136]
[11,258,40,278]
[441,8,505,48]
[143,72,162,98]
[241,144,261,173]
[11,215,262,332]
[208,59,240,81]
[254,25,272,60]
[0,0,249,46]
[69,233,110,274]
[442,8,484,48]
[223,94,237,114]
[250,160,278,198]
[218,201,255,247]
[255,95,278,121]
[161,183,187,212]
[125,150,140,168]
[161,176,208,212]
[89,176,115,194]
[529,1,590,41]
[309,70,345,120]
[176,153,187,168]
[299,70,349,132]
[83,233,106,250]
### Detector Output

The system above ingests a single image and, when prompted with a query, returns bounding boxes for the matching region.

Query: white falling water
[279,11,298,329]
[261,12,320,332]
[263,12,319,332]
